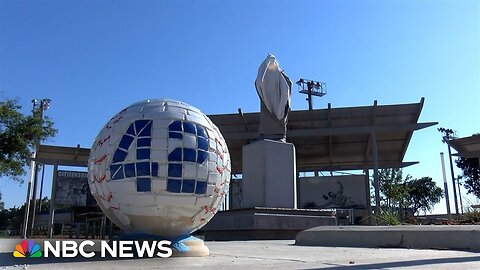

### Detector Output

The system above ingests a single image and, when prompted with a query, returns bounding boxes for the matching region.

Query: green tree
[374,169,444,223]
[37,196,50,212]
[456,154,480,199]
[0,205,25,232]
[0,192,4,210]
[0,98,57,182]
[405,177,443,214]
[378,168,410,209]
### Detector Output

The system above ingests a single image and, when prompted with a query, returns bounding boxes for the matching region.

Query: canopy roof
[34,144,89,167]
[447,135,480,159]
[209,98,437,174]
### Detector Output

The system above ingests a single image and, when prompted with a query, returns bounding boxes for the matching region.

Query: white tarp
[255,54,292,120]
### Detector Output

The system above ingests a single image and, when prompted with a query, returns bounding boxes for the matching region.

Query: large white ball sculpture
[88,99,231,238]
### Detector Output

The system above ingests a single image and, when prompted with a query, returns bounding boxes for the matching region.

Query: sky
[0,0,479,214]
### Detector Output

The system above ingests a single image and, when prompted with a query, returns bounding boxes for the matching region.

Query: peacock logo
[13,240,42,258]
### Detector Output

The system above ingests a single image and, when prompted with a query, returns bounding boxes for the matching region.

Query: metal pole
[29,101,45,234]
[28,163,39,234]
[23,99,42,238]
[22,158,35,238]
[447,144,459,215]
[296,171,301,208]
[457,176,463,214]
[47,164,58,238]
[38,164,45,212]
[100,216,105,239]
[307,82,313,110]
[440,152,451,220]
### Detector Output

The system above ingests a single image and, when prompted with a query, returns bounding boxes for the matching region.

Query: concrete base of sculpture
[171,237,209,257]
[201,207,336,241]
[242,140,297,209]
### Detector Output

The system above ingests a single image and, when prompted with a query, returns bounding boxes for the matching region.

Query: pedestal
[242,139,296,208]
[202,207,336,240]
[171,237,209,257]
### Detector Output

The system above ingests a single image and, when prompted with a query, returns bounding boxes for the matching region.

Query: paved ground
[1,239,479,269]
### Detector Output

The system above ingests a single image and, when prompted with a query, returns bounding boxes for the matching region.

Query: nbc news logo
[13,240,42,258]
[12,239,172,258]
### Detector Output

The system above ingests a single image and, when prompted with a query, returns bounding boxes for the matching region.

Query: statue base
[171,237,209,257]
[242,139,297,208]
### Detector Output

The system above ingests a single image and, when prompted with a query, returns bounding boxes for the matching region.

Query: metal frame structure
[210,98,435,173]
[446,135,480,214]
[30,144,90,238]
[447,135,480,161]
[209,98,437,209]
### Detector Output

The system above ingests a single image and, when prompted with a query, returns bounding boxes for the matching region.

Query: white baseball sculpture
[88,99,231,239]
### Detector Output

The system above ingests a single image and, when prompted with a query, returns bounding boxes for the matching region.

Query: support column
[47,163,58,238]
[22,159,36,238]
[440,152,452,220]
[101,215,106,239]
[447,145,459,215]
[364,169,372,225]
[296,171,301,208]
[370,131,380,212]
[28,163,40,235]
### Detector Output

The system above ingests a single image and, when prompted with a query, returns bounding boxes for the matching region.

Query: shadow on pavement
[0,252,161,267]
[306,255,480,270]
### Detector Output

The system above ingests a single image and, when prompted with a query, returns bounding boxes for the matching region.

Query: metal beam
[32,144,90,167]
[225,122,438,140]
[286,136,408,147]
[289,122,437,137]
[294,161,419,173]
[452,150,480,159]
[190,160,420,175]
[29,158,87,167]
[237,108,249,132]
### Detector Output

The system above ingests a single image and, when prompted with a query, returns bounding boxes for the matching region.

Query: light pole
[457,175,464,214]
[23,98,51,237]
[440,152,451,220]
[438,127,459,216]
[296,78,327,110]
[38,164,45,212]
[21,155,35,238]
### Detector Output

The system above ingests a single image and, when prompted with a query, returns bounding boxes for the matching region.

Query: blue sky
[0,0,479,213]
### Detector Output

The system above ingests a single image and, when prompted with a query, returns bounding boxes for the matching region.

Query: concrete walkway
[1,239,479,269]
[296,225,480,251]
